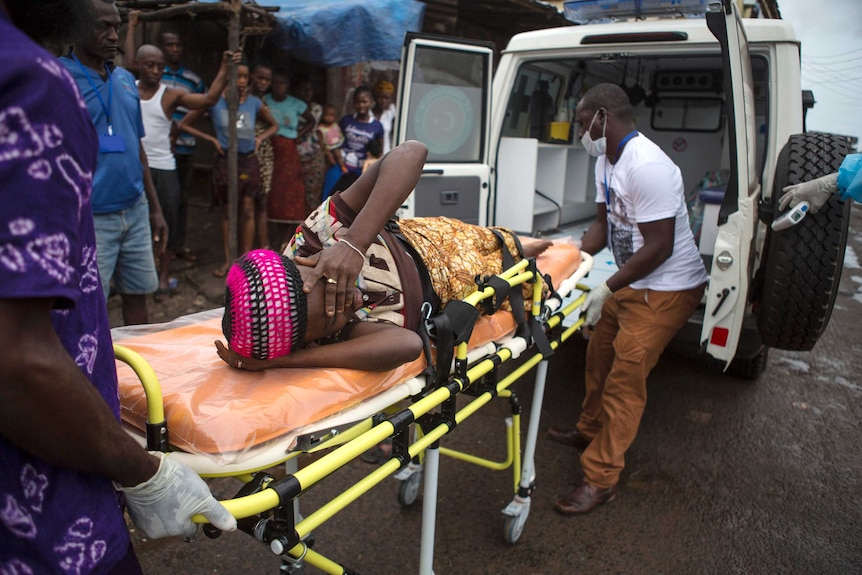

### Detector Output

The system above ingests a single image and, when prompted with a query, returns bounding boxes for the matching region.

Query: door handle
[440,191,459,205]
[711,287,731,317]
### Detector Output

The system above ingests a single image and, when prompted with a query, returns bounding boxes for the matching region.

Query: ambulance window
[749,56,768,180]
[501,63,568,141]
[403,46,489,163]
[651,97,723,132]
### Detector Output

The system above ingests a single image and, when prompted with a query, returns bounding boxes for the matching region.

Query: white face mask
[581,108,607,157]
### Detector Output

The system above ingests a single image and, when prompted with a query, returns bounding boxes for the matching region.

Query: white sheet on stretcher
[113,240,585,467]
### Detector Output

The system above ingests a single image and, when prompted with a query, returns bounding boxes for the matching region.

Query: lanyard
[603,130,639,205]
[72,53,114,135]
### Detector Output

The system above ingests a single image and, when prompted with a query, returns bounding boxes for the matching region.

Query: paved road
[132,210,862,575]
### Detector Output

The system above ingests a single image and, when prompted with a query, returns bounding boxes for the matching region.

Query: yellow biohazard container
[549,121,570,142]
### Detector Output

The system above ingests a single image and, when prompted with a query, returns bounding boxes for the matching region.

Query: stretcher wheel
[503,508,529,544]
[397,471,422,507]
[278,558,305,575]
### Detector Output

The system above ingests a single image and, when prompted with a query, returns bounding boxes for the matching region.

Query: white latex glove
[778,172,838,214]
[116,452,237,539]
[582,281,613,327]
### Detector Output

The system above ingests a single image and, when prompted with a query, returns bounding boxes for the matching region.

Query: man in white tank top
[134,45,234,298]
[550,84,708,515]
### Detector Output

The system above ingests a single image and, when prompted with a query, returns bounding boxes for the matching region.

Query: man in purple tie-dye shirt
[0,2,236,573]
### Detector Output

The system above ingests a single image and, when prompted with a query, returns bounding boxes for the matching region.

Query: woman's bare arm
[297,107,315,139]
[171,51,237,115]
[178,108,221,154]
[255,105,279,152]
[215,322,423,372]
[295,140,428,317]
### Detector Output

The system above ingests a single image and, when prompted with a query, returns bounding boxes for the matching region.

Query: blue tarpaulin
[267,0,426,67]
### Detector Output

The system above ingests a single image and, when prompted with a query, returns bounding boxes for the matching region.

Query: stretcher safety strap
[425,300,481,387]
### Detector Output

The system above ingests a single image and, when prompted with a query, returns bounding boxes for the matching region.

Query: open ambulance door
[701,0,761,369]
[395,33,494,225]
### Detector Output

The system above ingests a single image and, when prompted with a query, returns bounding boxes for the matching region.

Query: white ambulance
[395,0,851,379]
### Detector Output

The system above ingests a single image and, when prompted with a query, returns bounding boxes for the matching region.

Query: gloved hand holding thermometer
[778,173,838,214]
[774,173,837,231]
[774,153,862,231]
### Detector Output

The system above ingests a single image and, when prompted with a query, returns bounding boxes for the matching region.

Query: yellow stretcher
[113,241,593,575]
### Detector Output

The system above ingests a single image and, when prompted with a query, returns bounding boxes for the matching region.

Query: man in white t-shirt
[551,83,708,515]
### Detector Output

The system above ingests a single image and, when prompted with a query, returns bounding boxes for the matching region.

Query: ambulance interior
[495,55,769,265]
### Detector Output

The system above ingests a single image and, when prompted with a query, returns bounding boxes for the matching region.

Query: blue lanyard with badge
[602,130,639,249]
[72,54,126,153]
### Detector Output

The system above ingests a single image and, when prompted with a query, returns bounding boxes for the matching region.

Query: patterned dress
[296,101,325,215]
[255,118,274,197]
[397,217,525,308]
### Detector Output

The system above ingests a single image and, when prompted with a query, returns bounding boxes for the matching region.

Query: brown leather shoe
[547,426,592,450]
[554,483,617,515]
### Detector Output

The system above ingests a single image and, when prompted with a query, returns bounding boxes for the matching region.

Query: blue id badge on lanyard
[99,133,126,153]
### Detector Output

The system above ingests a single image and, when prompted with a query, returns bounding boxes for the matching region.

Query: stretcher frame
[115,250,593,575]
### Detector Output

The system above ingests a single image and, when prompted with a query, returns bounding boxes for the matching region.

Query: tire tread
[757,133,851,350]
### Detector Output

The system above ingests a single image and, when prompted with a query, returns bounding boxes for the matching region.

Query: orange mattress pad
[116,241,581,460]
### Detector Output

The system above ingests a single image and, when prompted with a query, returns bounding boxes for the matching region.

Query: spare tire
[757,133,852,350]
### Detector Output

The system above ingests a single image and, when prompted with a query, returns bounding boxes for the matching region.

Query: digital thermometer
[771,201,810,231]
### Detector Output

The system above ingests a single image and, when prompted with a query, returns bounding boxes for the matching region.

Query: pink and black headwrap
[222,250,307,360]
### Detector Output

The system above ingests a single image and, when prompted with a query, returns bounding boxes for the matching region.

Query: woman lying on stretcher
[215,140,552,372]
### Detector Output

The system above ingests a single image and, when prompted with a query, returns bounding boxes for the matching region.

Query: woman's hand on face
[215,340,263,371]
[294,242,364,318]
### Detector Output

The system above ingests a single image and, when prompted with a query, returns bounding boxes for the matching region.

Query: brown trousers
[577,284,705,489]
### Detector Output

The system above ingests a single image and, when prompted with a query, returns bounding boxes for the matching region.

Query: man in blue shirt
[160,26,206,260]
[60,0,167,325]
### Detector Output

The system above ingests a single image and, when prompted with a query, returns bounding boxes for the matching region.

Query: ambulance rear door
[395,33,494,225]
[701,0,761,368]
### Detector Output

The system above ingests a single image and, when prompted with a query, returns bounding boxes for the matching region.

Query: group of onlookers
[121,11,400,295]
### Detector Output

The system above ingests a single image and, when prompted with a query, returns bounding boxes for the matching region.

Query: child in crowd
[339,86,384,183]
[372,79,397,156]
[319,104,346,200]
[178,61,279,278]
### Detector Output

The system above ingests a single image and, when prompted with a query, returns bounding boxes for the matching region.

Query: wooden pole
[226,0,241,263]
[118,2,232,21]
